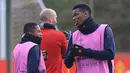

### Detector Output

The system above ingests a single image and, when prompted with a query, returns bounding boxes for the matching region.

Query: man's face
[72,8,88,25]
[49,15,57,25]
[52,15,57,25]
[31,25,42,38]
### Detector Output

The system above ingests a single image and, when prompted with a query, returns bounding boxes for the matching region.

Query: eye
[74,13,78,16]
[72,13,78,18]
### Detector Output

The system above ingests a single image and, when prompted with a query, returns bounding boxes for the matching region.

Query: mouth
[73,20,78,25]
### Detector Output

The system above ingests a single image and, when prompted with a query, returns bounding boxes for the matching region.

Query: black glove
[64,44,80,60]
[69,44,85,56]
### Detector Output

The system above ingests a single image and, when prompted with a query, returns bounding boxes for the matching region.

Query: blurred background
[0,0,130,73]
[11,0,130,52]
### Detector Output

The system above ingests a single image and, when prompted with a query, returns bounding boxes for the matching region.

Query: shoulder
[104,25,114,37]
[105,25,113,34]
[72,30,80,39]
[31,45,40,49]
[72,30,79,35]
[105,26,112,32]
[100,24,113,34]
[54,30,66,37]
[30,45,40,54]
[24,42,37,45]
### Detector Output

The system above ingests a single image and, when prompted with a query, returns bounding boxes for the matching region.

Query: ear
[28,31,33,35]
[48,16,52,23]
[84,12,88,16]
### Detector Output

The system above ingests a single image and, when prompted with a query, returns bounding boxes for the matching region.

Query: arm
[82,26,115,60]
[64,36,75,68]
[28,45,44,73]
[61,33,68,58]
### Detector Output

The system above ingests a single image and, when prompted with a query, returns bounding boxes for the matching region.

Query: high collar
[77,16,99,35]
[20,34,42,45]
[40,23,56,30]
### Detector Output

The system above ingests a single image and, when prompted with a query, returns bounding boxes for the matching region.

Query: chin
[74,22,78,25]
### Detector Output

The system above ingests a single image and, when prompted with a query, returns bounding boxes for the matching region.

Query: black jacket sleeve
[28,45,44,73]
[64,36,75,68]
[83,26,115,60]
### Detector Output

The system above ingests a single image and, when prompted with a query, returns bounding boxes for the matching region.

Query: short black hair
[72,4,91,15]
[23,22,38,33]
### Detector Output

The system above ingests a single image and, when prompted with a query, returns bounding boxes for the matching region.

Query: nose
[73,16,77,21]
[73,17,76,20]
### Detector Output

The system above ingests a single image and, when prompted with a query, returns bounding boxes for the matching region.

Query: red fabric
[40,28,67,73]
[0,60,8,73]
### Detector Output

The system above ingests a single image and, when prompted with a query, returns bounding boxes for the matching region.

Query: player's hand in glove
[69,44,86,56]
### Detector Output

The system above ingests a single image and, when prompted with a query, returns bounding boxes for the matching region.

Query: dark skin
[28,25,48,60]
[72,8,89,25]
[29,25,42,38]
[72,8,90,53]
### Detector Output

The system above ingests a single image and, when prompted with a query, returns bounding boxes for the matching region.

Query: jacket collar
[20,34,42,45]
[40,23,56,30]
[77,16,99,35]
